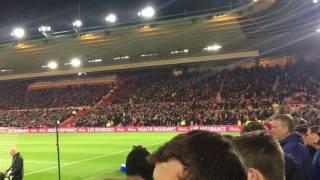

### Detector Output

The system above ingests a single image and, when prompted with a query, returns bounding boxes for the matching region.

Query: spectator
[295,124,309,145]
[233,131,285,180]
[306,126,320,159]
[242,121,306,180]
[126,146,154,180]
[270,114,313,180]
[313,141,320,180]
[149,130,247,180]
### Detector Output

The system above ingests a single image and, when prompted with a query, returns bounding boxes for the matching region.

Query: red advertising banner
[0,126,241,134]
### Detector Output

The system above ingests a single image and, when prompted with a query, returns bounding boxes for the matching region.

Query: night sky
[0,0,239,40]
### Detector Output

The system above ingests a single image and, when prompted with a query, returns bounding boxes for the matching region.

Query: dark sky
[0,0,239,40]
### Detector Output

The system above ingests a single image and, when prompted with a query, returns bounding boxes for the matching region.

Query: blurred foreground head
[233,131,285,180]
[126,145,154,180]
[149,130,247,180]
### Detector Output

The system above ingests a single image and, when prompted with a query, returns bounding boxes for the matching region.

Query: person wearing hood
[270,114,313,180]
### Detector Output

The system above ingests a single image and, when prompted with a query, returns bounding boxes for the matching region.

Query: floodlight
[70,58,81,67]
[11,28,25,39]
[138,6,155,18]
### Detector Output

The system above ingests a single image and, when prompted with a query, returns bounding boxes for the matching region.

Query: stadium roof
[0,0,319,81]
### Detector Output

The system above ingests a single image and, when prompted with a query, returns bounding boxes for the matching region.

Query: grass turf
[0,132,239,180]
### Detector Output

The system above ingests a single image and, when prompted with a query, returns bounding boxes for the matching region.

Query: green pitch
[0,132,238,180]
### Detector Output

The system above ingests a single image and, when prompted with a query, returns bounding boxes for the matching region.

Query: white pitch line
[1,160,65,165]
[25,141,164,176]
[25,161,65,165]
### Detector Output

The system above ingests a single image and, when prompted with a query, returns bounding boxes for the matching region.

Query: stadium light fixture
[88,59,103,63]
[73,20,82,28]
[72,20,82,33]
[39,25,52,38]
[70,58,81,67]
[204,44,222,52]
[114,56,130,60]
[48,61,58,70]
[42,61,58,70]
[105,14,117,23]
[11,27,25,40]
[138,6,155,18]
[39,26,51,33]
[78,72,87,76]
[0,69,13,73]
[170,49,189,54]
[141,53,159,57]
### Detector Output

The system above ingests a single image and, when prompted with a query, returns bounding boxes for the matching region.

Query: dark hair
[233,131,285,180]
[295,124,309,137]
[126,145,154,180]
[241,122,267,134]
[310,125,320,136]
[149,130,247,180]
[272,114,295,133]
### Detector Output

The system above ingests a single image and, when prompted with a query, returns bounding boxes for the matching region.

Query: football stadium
[1,0,320,179]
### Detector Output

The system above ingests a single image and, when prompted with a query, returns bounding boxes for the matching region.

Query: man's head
[233,131,285,180]
[295,124,309,144]
[9,148,17,157]
[149,130,247,180]
[126,146,154,180]
[269,114,295,141]
[306,125,320,148]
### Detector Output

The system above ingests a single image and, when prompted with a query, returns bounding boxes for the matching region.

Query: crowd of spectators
[78,61,320,127]
[0,84,112,109]
[0,84,113,128]
[0,60,320,128]
[0,108,74,128]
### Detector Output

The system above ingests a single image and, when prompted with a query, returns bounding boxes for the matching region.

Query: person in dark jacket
[241,121,306,180]
[6,148,24,180]
[270,114,313,180]
[285,154,306,180]
[313,150,320,180]
[126,145,154,180]
[308,126,320,159]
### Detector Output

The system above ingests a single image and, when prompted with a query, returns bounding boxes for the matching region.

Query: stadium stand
[0,60,319,128]
[0,60,320,128]
[75,61,319,127]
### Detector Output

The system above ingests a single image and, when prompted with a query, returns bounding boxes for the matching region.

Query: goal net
[0,128,19,171]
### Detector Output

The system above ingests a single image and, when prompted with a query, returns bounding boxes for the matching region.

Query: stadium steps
[60,82,126,127]
[59,109,89,128]
[95,82,126,106]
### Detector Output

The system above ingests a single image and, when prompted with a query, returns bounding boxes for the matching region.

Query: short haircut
[310,125,320,136]
[241,122,267,134]
[126,145,154,180]
[295,124,309,137]
[272,114,295,133]
[233,131,285,180]
[149,130,247,180]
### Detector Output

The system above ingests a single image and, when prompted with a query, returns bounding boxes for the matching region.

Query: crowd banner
[0,126,241,134]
